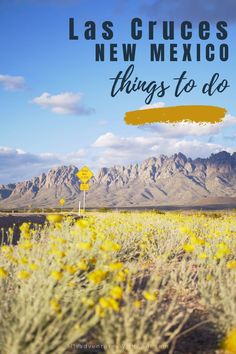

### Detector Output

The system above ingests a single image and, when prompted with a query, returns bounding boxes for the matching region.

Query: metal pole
[78,201,81,217]
[83,190,86,213]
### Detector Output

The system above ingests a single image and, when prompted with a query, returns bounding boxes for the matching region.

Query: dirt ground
[0,213,47,244]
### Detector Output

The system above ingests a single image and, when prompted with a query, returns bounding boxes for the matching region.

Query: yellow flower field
[0,211,236,354]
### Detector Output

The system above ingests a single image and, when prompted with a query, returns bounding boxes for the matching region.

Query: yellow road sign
[59,198,65,206]
[80,183,90,191]
[76,166,94,183]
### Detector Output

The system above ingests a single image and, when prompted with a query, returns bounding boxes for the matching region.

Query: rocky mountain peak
[208,151,234,165]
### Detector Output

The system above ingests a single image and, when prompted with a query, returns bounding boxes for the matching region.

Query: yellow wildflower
[73,323,82,332]
[49,248,66,259]
[17,270,31,280]
[6,255,18,264]
[108,262,123,271]
[77,261,88,271]
[46,214,63,224]
[67,280,77,288]
[133,300,142,309]
[51,270,63,281]
[50,298,61,314]
[191,236,205,246]
[95,304,105,318]
[1,245,13,254]
[7,227,14,236]
[114,270,127,282]
[214,248,231,260]
[19,257,29,265]
[110,286,123,300]
[76,242,92,250]
[19,222,30,233]
[75,219,88,228]
[198,252,207,260]
[64,264,77,275]
[88,269,107,284]
[179,226,191,234]
[222,327,236,353]
[81,297,95,307]
[206,274,213,281]
[29,263,39,271]
[19,222,31,238]
[19,222,30,236]
[0,267,8,278]
[183,243,195,253]
[99,297,119,312]
[143,291,157,301]
[19,241,33,250]
[227,260,236,270]
[55,222,62,230]
[56,237,67,245]
[100,240,121,252]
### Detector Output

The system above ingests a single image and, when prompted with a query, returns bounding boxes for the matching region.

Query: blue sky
[0,0,236,183]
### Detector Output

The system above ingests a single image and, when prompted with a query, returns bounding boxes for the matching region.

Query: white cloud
[140,114,236,138]
[0,74,26,91]
[139,102,165,110]
[150,140,231,157]
[32,92,94,116]
[93,132,123,148]
[0,147,88,184]
[92,132,234,167]
[0,147,58,184]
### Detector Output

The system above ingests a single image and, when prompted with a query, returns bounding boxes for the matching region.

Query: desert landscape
[0,151,236,353]
[1,0,236,351]
[1,151,236,209]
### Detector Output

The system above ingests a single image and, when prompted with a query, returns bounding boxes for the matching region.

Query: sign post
[76,166,94,214]
[59,198,65,213]
[83,189,86,212]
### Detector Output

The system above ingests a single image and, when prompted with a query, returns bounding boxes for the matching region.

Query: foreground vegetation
[0,211,236,354]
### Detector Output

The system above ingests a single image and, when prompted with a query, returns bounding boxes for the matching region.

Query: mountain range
[1,151,236,209]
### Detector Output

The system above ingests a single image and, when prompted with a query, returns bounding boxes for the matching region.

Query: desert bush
[0,210,235,353]
[97,270,190,354]
[198,262,236,333]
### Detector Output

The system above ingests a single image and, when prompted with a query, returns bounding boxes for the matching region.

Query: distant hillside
[1,151,236,208]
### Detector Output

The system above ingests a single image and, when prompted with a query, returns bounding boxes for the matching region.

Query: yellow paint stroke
[124,105,227,126]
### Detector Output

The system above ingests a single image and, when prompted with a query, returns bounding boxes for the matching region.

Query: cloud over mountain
[92,132,234,167]
[0,147,87,184]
